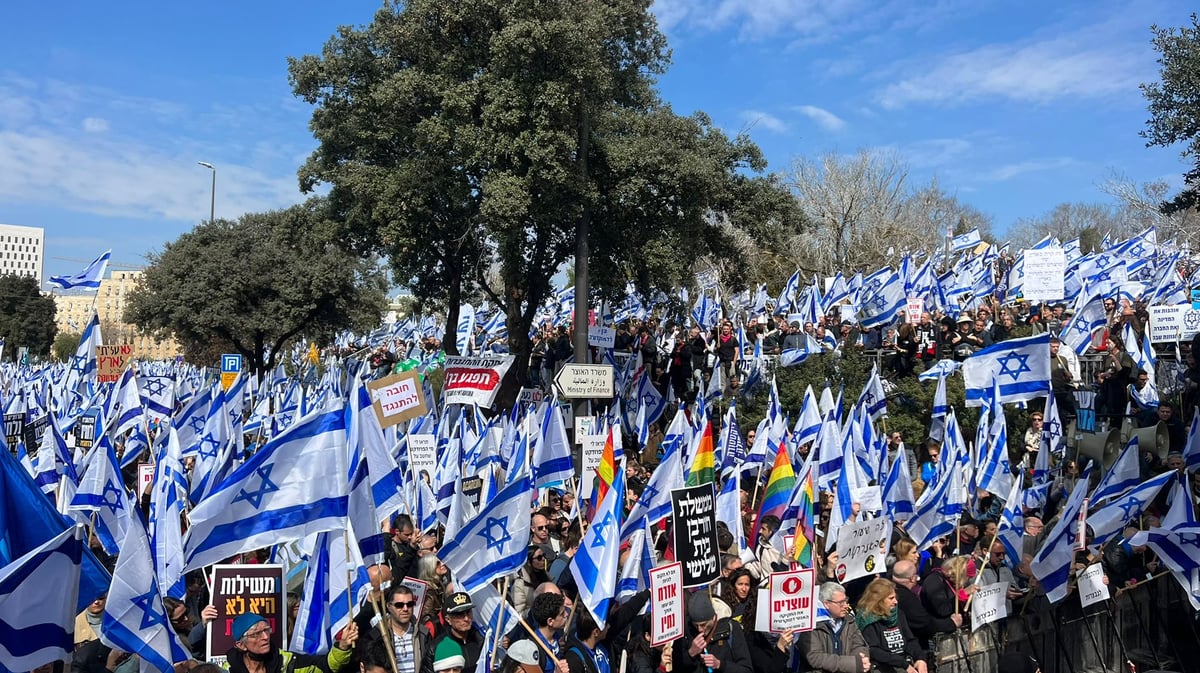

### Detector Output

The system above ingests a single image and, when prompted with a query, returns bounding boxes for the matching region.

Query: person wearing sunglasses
[359,585,430,673]
[225,611,358,673]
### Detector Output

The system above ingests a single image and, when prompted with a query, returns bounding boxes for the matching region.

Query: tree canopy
[289,0,799,407]
[124,200,388,374]
[0,274,56,360]
[1142,14,1200,214]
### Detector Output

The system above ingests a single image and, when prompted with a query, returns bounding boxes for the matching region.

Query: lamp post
[197,161,216,224]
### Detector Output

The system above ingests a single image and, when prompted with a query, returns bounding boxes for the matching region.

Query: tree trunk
[442,260,463,356]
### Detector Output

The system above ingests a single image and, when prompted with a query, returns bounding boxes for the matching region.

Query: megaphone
[1125,421,1169,462]
[1075,428,1121,471]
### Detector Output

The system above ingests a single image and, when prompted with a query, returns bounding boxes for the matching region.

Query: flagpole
[491,576,511,669]
[371,590,401,673]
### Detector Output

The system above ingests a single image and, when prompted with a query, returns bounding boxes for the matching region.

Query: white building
[0,224,45,285]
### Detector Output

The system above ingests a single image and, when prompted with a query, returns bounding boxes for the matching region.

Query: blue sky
[0,0,1189,284]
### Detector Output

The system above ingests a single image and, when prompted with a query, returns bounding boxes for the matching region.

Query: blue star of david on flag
[996,352,1032,381]
[591,511,614,549]
[197,432,222,460]
[480,516,512,553]
[1094,256,1111,269]
[130,586,166,630]
[189,416,206,434]
[1118,495,1144,519]
[233,464,280,509]
[101,481,126,516]
[143,378,168,398]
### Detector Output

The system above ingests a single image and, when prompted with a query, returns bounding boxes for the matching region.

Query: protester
[222,612,357,673]
[854,579,927,673]
[798,582,870,673]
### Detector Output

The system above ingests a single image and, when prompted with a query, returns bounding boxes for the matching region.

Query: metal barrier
[928,577,1199,673]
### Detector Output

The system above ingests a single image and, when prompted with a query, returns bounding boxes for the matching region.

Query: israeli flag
[456,303,476,355]
[1129,472,1200,574]
[950,228,982,252]
[1087,470,1176,545]
[570,465,625,628]
[49,249,111,290]
[150,428,187,599]
[621,422,683,542]
[0,525,84,672]
[1090,438,1142,504]
[290,530,370,654]
[775,270,802,315]
[962,333,1050,407]
[881,446,915,521]
[110,368,145,438]
[68,435,131,556]
[1032,476,1091,603]
[857,271,905,329]
[439,472,533,593]
[1060,292,1107,355]
[183,400,349,572]
[856,366,887,422]
[906,455,964,550]
[103,513,192,673]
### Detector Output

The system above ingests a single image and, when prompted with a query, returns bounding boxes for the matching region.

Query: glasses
[533,526,547,531]
[242,626,272,640]
[532,555,545,561]
[392,601,416,609]
[826,598,848,606]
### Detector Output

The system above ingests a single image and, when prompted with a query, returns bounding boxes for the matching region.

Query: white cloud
[653,0,966,42]
[81,117,108,133]
[739,110,789,134]
[983,157,1079,181]
[877,22,1149,108]
[793,105,846,132]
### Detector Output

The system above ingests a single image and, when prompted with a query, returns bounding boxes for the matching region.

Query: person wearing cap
[222,611,357,673]
[670,591,752,673]
[498,640,544,673]
[431,640,465,673]
[423,592,482,673]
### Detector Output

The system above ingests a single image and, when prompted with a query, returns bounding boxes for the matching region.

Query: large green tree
[290,0,797,407]
[0,274,56,360]
[1142,14,1200,214]
[125,200,388,374]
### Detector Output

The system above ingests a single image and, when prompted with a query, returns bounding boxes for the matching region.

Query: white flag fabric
[962,333,1050,407]
[49,249,111,290]
[183,400,349,572]
[570,466,625,629]
[438,473,534,593]
[102,514,192,673]
[0,525,84,672]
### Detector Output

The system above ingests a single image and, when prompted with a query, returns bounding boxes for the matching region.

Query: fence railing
[928,576,1199,673]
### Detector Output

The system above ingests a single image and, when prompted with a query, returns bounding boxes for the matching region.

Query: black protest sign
[670,484,720,587]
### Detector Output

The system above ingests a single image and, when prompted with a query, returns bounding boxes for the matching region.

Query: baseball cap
[444,591,474,614]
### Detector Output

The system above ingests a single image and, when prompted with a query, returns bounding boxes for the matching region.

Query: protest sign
[649,563,684,646]
[72,412,97,450]
[588,326,616,349]
[768,568,816,633]
[579,434,606,501]
[442,355,514,407]
[670,485,720,587]
[905,297,923,325]
[96,344,133,384]
[1147,303,1200,343]
[22,414,48,454]
[367,371,427,427]
[834,517,892,583]
[400,577,429,619]
[408,434,438,480]
[3,413,23,450]
[208,564,286,664]
[138,463,155,498]
[970,582,1008,630]
[851,485,883,513]
[1078,563,1110,608]
[1021,248,1065,302]
[517,387,544,406]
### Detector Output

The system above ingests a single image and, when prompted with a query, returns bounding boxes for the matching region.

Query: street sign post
[553,364,614,399]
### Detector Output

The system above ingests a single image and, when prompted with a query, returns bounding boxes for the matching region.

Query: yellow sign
[221,372,238,391]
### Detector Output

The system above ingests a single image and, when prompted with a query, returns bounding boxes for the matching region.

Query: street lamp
[197,161,216,224]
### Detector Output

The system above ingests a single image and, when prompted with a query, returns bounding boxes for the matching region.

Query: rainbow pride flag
[686,419,715,486]
[751,439,795,546]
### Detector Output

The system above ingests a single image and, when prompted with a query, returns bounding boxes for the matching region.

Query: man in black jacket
[890,560,960,645]
[670,592,752,673]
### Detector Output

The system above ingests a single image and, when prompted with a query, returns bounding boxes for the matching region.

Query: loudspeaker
[1076,428,1121,470]
[1125,421,1169,461]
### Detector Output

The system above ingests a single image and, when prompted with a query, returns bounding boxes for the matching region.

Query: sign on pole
[670,484,720,587]
[208,564,286,665]
[834,517,892,583]
[970,582,1008,630]
[587,327,616,349]
[220,353,242,391]
[1147,303,1200,343]
[367,370,428,427]
[1078,563,1110,608]
[579,434,606,501]
[443,355,515,407]
[97,344,133,384]
[649,563,684,646]
[554,364,615,399]
[768,568,816,633]
[408,434,438,481]
[138,463,155,499]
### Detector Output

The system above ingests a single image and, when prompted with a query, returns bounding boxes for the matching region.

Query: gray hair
[818,581,847,602]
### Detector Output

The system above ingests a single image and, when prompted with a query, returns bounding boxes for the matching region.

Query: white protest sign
[138,463,155,498]
[1021,248,1066,302]
[905,297,923,325]
[768,568,816,633]
[408,434,437,480]
[580,434,606,501]
[588,327,617,349]
[1078,563,1110,608]
[442,355,515,407]
[1147,303,1200,343]
[851,485,883,513]
[367,371,428,427]
[575,416,598,442]
[400,577,429,619]
[755,588,771,633]
[649,563,684,646]
[970,582,1008,630]
[834,517,892,583]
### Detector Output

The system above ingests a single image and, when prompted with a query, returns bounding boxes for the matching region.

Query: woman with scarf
[854,579,928,673]
[918,555,976,620]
